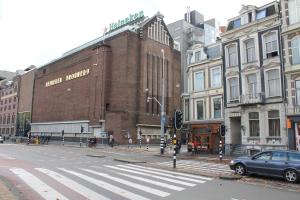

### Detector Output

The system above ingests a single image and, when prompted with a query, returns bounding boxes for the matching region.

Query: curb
[219,175,242,180]
[86,154,106,158]
[114,158,147,163]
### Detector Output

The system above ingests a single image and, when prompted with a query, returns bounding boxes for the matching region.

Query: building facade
[281,0,300,150]
[16,66,36,137]
[31,13,181,144]
[222,2,287,155]
[0,75,19,138]
[184,41,223,153]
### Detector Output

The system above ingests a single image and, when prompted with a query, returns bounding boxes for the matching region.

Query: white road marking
[10,168,69,200]
[59,168,151,200]
[119,165,205,183]
[105,165,196,186]
[35,168,110,200]
[127,164,213,181]
[118,172,184,191]
[82,168,169,197]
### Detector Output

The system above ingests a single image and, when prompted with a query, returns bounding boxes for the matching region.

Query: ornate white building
[222,2,287,155]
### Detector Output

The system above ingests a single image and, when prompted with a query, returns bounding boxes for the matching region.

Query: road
[0,143,299,200]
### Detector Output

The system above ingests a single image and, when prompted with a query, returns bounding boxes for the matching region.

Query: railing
[286,106,300,115]
[240,93,263,105]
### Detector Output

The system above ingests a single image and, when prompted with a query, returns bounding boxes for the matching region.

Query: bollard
[173,133,177,169]
[219,139,223,161]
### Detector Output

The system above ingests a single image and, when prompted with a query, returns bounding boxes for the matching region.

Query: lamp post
[146,49,165,155]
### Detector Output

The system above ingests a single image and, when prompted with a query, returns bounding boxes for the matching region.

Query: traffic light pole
[160,49,165,155]
[173,132,177,168]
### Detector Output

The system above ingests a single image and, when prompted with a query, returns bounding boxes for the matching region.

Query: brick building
[31,12,181,144]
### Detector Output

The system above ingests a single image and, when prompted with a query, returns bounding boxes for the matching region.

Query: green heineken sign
[109,11,144,32]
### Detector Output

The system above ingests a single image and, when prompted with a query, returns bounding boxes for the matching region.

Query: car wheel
[235,164,246,175]
[284,169,298,183]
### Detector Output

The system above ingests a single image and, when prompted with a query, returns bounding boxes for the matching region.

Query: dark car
[229,150,300,183]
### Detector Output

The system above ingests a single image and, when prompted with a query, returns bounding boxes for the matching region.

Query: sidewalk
[0,177,18,200]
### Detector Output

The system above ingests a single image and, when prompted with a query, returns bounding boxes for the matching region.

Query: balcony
[286,106,300,116]
[240,93,264,105]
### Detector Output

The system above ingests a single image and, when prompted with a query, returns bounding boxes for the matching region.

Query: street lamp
[146,49,166,155]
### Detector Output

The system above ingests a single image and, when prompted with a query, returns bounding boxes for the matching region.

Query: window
[291,37,300,65]
[245,39,255,63]
[212,97,222,119]
[207,45,221,59]
[184,99,189,121]
[248,12,252,23]
[196,100,204,120]
[288,152,300,161]
[2,116,5,124]
[227,18,241,30]
[249,112,259,137]
[272,152,287,161]
[268,110,280,137]
[264,32,278,58]
[228,45,237,67]
[254,152,271,160]
[194,71,204,91]
[267,69,280,97]
[229,78,239,101]
[256,5,276,20]
[210,67,221,88]
[296,80,300,105]
[12,115,15,124]
[288,0,300,24]
[0,115,2,125]
[7,115,10,124]
[9,98,11,103]
[247,74,257,97]
[195,51,201,63]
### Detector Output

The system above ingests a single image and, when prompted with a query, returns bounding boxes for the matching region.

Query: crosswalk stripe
[35,168,110,200]
[10,168,69,200]
[119,165,205,184]
[59,168,151,200]
[105,165,196,187]
[81,169,170,197]
[127,164,213,181]
[117,172,184,191]
[175,163,232,173]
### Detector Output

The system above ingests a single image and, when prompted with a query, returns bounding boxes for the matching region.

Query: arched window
[291,36,300,65]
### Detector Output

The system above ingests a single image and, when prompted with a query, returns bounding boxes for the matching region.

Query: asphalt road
[0,143,299,200]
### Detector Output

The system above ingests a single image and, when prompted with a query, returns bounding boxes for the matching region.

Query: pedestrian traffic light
[81,126,84,133]
[220,125,226,137]
[174,110,183,130]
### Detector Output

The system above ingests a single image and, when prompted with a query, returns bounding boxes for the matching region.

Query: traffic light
[220,125,226,137]
[81,126,84,133]
[174,110,183,130]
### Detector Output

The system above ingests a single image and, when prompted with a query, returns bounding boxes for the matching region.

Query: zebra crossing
[152,160,233,175]
[8,164,213,200]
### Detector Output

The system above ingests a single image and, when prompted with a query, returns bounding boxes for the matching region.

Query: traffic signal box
[174,110,183,130]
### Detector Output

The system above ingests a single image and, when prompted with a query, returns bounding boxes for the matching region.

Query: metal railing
[240,93,263,105]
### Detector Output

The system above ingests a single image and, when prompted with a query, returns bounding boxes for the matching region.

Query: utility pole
[80,126,84,147]
[62,130,64,146]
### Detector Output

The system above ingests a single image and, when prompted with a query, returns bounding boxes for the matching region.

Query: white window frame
[195,51,201,63]
[195,99,205,120]
[265,68,281,98]
[227,77,239,101]
[295,80,300,106]
[288,0,300,25]
[291,36,300,65]
[249,112,260,137]
[184,98,190,121]
[247,73,257,97]
[194,70,204,91]
[268,110,280,137]
[211,96,222,119]
[226,44,238,67]
[262,31,279,59]
[244,38,256,63]
[210,66,222,88]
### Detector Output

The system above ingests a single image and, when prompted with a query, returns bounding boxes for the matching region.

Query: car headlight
[230,160,234,165]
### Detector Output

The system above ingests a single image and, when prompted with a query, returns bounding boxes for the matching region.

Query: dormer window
[227,18,241,31]
[256,5,276,20]
[195,51,201,63]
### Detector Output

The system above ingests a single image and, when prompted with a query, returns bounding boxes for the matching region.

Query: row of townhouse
[179,0,300,155]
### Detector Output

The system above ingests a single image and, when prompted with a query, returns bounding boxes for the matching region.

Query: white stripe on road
[105,165,196,186]
[35,168,110,200]
[59,168,150,200]
[10,168,69,200]
[127,164,213,181]
[82,169,169,197]
[119,165,205,183]
[117,172,184,191]
[175,163,232,173]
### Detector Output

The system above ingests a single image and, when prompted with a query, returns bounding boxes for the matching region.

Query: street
[0,143,299,200]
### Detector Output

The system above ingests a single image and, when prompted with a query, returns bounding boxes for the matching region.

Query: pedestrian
[111,137,115,148]
[128,138,132,149]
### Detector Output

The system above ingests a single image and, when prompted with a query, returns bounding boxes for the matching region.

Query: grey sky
[0,0,273,71]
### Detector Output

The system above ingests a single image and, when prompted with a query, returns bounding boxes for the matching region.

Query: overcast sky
[0,0,273,72]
